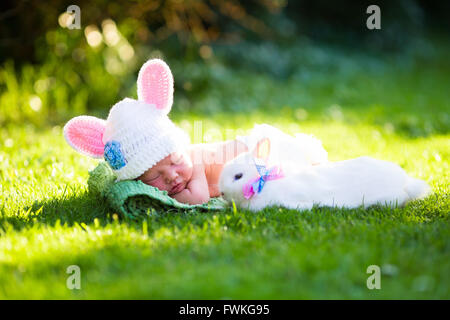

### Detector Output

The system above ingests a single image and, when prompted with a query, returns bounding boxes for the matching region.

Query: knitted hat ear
[63,116,106,158]
[137,59,174,115]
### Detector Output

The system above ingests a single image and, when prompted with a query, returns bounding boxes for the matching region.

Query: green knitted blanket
[87,161,227,219]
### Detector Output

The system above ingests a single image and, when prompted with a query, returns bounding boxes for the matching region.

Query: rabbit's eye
[234,173,243,181]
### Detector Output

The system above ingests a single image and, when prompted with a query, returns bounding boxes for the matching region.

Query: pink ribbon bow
[242,164,284,199]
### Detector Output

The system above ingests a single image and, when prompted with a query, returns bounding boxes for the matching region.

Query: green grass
[0,41,449,299]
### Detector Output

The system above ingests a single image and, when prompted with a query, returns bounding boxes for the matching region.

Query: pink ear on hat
[137,59,174,115]
[63,116,106,159]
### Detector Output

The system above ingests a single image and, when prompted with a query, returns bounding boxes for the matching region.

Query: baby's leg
[293,133,328,165]
[236,123,328,170]
[256,124,328,169]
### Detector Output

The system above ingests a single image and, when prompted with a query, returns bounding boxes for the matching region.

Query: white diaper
[236,123,328,172]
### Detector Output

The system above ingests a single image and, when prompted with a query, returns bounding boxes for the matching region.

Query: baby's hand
[172,188,207,205]
[172,164,210,205]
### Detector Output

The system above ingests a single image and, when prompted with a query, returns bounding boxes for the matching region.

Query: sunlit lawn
[0,42,449,299]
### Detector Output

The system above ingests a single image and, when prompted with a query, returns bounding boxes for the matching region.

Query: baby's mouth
[171,181,184,194]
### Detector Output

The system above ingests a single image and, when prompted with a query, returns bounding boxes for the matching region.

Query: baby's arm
[172,164,210,205]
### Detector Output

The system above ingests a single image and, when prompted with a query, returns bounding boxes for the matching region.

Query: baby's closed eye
[145,173,160,182]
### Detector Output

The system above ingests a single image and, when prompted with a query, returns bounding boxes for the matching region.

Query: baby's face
[137,151,193,195]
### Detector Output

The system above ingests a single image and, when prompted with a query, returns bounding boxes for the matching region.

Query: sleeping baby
[64,59,327,205]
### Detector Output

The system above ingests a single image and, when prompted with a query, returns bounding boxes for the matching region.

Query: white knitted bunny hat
[63,59,190,181]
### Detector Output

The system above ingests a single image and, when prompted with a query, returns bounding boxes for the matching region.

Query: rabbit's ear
[63,116,106,158]
[137,59,174,115]
[252,137,271,161]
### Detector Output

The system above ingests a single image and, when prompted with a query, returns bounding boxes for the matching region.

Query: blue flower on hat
[104,140,127,170]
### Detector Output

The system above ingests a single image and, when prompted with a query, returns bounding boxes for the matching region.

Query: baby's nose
[166,171,178,184]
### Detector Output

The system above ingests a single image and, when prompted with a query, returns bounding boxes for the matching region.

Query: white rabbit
[219,138,431,212]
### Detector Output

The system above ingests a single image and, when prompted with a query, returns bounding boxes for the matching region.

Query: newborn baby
[137,123,328,205]
[136,139,249,204]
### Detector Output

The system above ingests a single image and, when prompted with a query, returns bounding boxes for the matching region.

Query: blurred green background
[0,1,449,299]
[1,0,449,134]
